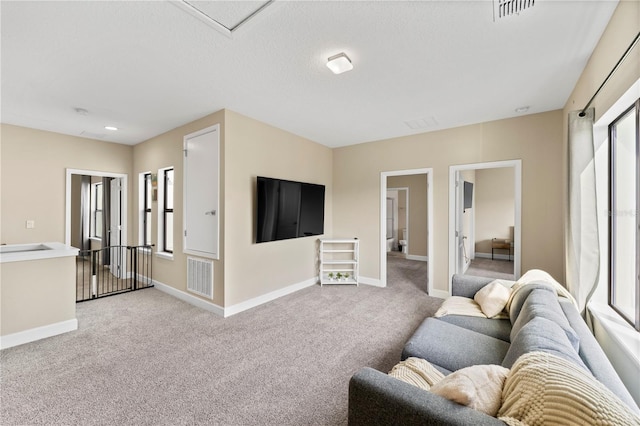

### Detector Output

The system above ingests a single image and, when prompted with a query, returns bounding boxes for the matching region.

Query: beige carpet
[1,268,442,425]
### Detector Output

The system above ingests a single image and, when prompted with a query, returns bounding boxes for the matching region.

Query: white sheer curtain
[566,108,600,314]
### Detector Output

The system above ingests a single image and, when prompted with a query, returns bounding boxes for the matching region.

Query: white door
[184,125,220,259]
[455,173,465,275]
[110,178,125,278]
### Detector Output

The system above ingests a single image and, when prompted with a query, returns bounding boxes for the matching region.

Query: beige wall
[0,124,133,245]
[132,110,226,306]
[223,110,333,306]
[387,174,428,257]
[474,167,515,254]
[131,109,332,308]
[1,256,76,335]
[333,111,563,293]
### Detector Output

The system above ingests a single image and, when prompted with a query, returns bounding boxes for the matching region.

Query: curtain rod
[579,31,640,117]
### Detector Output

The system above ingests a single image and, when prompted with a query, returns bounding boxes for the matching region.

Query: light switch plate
[26,220,35,229]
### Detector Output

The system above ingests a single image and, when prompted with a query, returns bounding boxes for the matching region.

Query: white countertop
[0,242,79,263]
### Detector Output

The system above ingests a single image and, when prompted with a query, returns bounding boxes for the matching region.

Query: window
[157,167,174,255]
[91,182,103,238]
[142,172,152,246]
[609,98,639,331]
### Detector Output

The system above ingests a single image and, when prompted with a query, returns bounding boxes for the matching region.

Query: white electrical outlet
[26,220,35,229]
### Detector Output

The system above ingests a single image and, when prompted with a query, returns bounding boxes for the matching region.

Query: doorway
[448,160,521,290]
[65,169,127,249]
[386,187,409,257]
[380,168,433,294]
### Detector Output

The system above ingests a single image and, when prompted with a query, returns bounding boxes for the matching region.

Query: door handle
[205,210,216,216]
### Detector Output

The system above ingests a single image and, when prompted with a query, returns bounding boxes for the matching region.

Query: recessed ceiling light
[104,126,118,131]
[515,106,530,113]
[326,52,353,75]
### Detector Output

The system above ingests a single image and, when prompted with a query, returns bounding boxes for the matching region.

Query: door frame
[65,169,128,249]
[380,168,433,294]
[447,159,522,293]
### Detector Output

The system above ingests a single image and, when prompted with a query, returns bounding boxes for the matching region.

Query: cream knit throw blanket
[498,351,640,425]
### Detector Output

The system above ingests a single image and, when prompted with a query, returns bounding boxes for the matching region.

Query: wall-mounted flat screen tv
[256,176,325,243]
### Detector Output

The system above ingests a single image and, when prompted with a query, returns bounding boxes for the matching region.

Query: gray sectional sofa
[348,274,640,425]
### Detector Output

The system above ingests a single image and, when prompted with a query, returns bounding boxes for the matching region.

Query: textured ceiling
[1,1,618,147]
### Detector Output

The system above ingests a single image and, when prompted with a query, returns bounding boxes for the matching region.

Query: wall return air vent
[187,257,214,299]
[494,0,535,19]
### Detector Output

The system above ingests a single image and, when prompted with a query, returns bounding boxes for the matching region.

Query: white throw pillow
[430,364,510,416]
[474,280,512,318]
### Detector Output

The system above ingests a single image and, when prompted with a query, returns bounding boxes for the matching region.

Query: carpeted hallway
[465,257,515,280]
[1,269,443,425]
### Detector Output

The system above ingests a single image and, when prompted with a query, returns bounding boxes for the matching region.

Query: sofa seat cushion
[498,351,640,426]
[439,315,512,342]
[402,318,510,372]
[510,288,580,351]
[502,316,588,371]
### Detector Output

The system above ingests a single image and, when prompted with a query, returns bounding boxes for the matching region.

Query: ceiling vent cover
[494,0,535,19]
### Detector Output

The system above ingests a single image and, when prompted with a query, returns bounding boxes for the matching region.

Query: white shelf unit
[319,238,359,286]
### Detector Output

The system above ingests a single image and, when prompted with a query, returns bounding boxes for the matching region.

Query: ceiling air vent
[494,0,535,19]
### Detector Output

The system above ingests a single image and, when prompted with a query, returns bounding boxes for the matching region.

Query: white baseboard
[224,277,317,317]
[0,318,78,350]
[358,276,384,287]
[429,289,450,299]
[475,252,512,261]
[152,277,319,318]
[152,280,225,317]
[406,255,428,262]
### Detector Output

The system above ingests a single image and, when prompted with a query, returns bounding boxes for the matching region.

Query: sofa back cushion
[502,316,588,371]
[508,283,554,320]
[510,288,580,352]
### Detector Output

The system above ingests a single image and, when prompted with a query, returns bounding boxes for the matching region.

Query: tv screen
[463,181,473,210]
[256,177,325,243]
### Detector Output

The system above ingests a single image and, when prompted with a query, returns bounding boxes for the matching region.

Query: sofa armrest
[348,367,506,426]
[451,274,496,298]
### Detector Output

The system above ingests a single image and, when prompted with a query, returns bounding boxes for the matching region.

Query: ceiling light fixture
[326,52,353,75]
[104,126,118,131]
